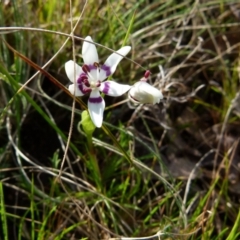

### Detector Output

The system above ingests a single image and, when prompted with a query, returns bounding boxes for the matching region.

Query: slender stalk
[87,134,102,191]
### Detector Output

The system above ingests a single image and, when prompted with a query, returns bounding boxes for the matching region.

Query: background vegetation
[0,0,240,239]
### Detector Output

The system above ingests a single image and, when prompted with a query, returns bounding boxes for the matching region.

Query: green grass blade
[37,205,57,240]
[0,182,8,240]
[122,11,136,47]
[30,177,35,240]
[226,209,240,240]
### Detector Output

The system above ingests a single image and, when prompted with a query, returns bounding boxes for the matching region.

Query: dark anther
[144,70,151,79]
[83,78,90,87]
[82,64,90,73]
[83,88,92,94]
[96,80,101,87]
[94,62,100,68]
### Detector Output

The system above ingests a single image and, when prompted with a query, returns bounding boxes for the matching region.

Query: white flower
[128,72,163,104]
[65,36,131,128]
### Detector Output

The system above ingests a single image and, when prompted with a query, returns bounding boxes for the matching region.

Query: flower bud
[128,81,163,104]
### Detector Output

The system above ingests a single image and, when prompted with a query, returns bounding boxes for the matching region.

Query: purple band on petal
[77,73,91,93]
[88,64,97,71]
[89,96,102,103]
[101,82,110,94]
[101,64,111,77]
[78,83,91,94]
[77,73,87,83]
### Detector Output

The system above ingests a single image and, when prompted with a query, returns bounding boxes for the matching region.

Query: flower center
[77,64,102,92]
[89,80,101,88]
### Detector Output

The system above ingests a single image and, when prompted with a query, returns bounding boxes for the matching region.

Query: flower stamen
[94,62,100,68]
[94,62,101,83]
[82,64,90,73]
[89,80,101,88]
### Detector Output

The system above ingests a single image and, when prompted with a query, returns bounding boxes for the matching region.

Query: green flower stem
[81,110,102,190]
[87,134,102,191]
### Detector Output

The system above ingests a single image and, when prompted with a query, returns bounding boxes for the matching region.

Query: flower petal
[99,81,131,96]
[82,36,99,65]
[100,46,131,79]
[65,60,83,83]
[129,81,163,104]
[88,90,105,128]
[68,84,85,97]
